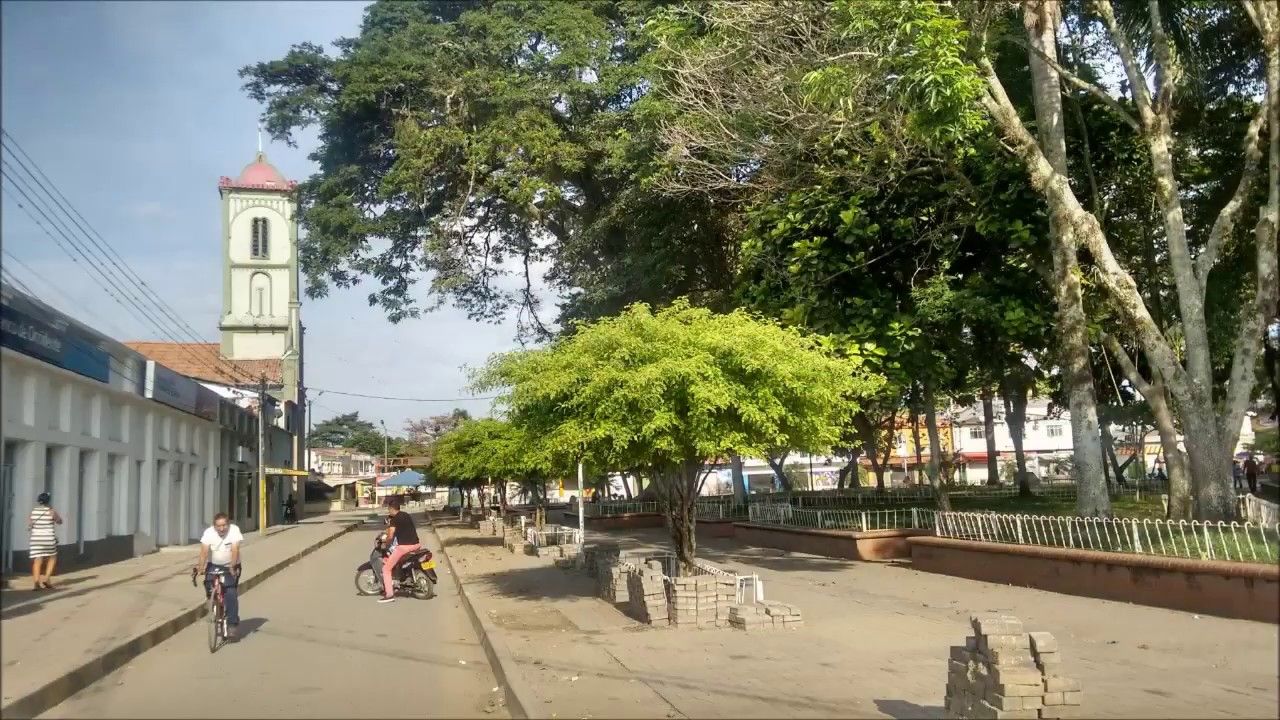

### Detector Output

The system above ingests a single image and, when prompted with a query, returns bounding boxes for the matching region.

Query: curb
[1,519,364,720]
[426,520,535,720]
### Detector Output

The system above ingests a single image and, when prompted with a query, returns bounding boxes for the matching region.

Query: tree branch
[1196,101,1269,291]
[1093,0,1156,129]
[976,55,1192,401]
[1016,35,1140,131]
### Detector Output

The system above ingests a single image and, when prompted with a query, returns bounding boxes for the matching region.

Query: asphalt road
[41,522,509,719]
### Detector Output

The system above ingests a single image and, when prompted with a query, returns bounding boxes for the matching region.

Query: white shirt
[201,524,244,566]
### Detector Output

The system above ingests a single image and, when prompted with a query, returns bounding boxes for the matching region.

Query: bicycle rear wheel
[208,594,223,653]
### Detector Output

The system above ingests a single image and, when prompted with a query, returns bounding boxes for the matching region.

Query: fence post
[861,511,869,531]
[817,510,824,529]
[1131,522,1142,553]
[912,507,919,528]
[1015,516,1025,544]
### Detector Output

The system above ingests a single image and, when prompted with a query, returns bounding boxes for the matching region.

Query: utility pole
[257,375,268,534]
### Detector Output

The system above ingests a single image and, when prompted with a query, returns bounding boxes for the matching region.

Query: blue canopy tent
[379,469,425,488]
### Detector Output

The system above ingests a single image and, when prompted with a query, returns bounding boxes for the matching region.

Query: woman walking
[28,492,62,590]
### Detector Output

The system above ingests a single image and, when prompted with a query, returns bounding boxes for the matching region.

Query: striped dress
[28,506,57,559]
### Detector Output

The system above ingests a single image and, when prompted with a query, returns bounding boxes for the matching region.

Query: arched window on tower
[250,218,270,259]
[249,272,272,317]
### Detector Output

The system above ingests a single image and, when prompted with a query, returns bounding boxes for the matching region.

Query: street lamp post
[379,419,388,505]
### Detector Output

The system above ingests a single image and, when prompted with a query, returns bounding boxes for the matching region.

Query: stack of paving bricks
[625,560,670,624]
[583,543,620,576]
[944,615,1083,720]
[553,542,583,568]
[503,526,523,553]
[727,604,770,632]
[762,601,804,628]
[597,561,632,604]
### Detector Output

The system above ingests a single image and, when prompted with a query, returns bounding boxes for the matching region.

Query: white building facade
[1,284,227,571]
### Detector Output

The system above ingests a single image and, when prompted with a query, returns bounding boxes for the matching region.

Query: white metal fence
[584,501,661,517]
[525,525,583,547]
[1240,494,1280,526]
[935,511,1280,564]
[689,559,764,605]
[747,503,937,531]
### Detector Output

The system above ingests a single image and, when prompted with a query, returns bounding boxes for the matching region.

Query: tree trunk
[1001,373,1032,496]
[1021,0,1111,517]
[911,403,924,485]
[923,383,952,511]
[620,473,633,500]
[765,452,792,491]
[659,460,701,571]
[981,388,1000,486]
[1100,424,1133,487]
[731,455,747,505]
[837,448,862,489]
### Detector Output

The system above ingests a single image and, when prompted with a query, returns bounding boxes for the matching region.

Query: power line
[2,249,131,338]
[1,144,258,388]
[307,387,498,402]
[0,134,261,387]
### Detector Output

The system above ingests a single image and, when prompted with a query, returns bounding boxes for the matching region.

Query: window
[250,217,270,259]
[969,427,985,440]
[1047,424,1064,439]
[250,272,272,317]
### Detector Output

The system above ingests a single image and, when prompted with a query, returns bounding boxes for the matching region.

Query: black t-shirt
[389,511,419,546]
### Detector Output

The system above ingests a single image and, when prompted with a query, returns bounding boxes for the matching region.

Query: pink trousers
[382,543,421,599]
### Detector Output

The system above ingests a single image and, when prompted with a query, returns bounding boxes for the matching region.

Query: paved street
[40,523,509,719]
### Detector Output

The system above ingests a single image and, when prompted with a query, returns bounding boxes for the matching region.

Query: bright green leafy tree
[473,300,882,568]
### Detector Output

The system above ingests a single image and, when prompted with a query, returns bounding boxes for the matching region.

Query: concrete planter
[907,535,1280,623]
[732,522,931,561]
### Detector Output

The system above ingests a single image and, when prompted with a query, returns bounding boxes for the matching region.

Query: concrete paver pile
[1,511,370,718]
[434,520,1280,720]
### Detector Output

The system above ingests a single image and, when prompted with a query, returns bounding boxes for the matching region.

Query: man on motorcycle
[377,496,421,604]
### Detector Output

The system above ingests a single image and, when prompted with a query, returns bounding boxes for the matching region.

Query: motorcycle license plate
[420,560,435,570]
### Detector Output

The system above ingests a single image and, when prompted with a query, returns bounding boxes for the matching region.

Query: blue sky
[1,1,540,430]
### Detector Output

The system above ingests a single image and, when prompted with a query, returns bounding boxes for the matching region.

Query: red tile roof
[218,152,297,192]
[124,342,282,387]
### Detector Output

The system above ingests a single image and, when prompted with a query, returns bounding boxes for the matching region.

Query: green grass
[947,492,1167,519]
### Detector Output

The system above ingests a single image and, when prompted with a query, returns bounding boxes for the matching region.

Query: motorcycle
[354,536,438,600]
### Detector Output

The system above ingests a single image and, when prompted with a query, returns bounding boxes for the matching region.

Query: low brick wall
[696,519,738,539]
[907,536,1280,624]
[733,523,932,561]
[561,511,667,531]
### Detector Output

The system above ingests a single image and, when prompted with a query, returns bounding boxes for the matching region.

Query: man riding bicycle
[195,512,243,638]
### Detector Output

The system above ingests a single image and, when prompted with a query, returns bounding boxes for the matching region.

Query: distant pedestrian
[1243,456,1259,495]
[28,492,62,590]
[1233,460,1245,492]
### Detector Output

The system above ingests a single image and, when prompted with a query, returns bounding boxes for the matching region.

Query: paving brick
[1028,631,1058,654]
[1062,691,1082,706]
[1044,677,1081,693]
[993,683,1043,698]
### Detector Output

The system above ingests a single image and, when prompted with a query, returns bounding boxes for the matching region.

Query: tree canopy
[472,299,881,565]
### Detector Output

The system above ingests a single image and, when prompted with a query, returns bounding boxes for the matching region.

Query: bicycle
[191,566,233,653]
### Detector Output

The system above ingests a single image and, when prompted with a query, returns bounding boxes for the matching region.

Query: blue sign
[1,293,111,384]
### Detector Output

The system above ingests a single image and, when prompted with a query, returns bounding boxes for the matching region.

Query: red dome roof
[218,152,296,192]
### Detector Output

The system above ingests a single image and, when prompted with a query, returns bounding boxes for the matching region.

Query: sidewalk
[0,510,371,719]
[433,521,1280,719]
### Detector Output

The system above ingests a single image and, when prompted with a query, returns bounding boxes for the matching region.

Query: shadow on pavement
[472,563,598,603]
[441,535,505,550]
[236,617,269,641]
[874,699,945,719]
[0,576,99,618]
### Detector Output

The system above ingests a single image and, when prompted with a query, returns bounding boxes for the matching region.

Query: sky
[1,1,546,432]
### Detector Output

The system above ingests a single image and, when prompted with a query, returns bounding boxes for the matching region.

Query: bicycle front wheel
[208,595,222,653]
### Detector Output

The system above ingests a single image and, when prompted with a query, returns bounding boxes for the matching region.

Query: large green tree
[473,300,880,567]
[240,0,737,336]
[310,411,377,448]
